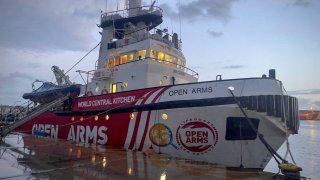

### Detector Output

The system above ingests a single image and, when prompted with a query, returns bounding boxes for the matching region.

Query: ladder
[0,95,69,138]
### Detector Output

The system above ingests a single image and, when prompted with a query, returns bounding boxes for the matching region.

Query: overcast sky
[0,0,319,110]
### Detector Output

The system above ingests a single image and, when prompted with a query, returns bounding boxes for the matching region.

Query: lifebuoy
[86,91,93,97]
[101,89,108,95]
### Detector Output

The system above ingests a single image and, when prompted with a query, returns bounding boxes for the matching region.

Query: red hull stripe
[138,87,169,151]
[128,89,159,149]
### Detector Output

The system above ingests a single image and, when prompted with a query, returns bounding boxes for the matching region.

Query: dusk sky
[0,0,319,110]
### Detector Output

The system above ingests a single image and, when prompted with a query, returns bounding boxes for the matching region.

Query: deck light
[130,113,135,119]
[102,157,107,168]
[128,168,132,175]
[228,86,235,91]
[162,113,168,120]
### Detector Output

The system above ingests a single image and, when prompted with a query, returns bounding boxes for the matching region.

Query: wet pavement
[0,134,282,180]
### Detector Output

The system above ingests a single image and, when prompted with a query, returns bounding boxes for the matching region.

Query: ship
[1,0,299,169]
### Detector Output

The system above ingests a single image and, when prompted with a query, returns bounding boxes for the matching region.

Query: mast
[97,0,163,70]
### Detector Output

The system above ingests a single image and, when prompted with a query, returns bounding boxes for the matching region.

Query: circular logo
[176,118,218,154]
[149,123,179,149]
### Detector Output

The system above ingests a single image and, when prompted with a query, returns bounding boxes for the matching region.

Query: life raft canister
[86,91,93,97]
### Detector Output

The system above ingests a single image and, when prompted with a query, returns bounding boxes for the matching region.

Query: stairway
[0,95,69,138]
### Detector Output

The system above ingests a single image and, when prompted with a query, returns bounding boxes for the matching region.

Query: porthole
[94,115,99,121]
[105,114,109,121]
[80,116,84,121]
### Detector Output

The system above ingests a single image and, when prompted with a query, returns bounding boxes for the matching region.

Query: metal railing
[109,57,199,78]
[101,5,163,24]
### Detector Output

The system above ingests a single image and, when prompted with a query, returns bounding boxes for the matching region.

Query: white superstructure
[85,0,198,96]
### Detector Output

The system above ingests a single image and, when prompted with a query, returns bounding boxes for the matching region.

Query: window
[120,55,127,64]
[138,50,146,59]
[158,52,164,61]
[105,60,108,68]
[129,53,134,61]
[95,83,99,92]
[107,58,114,68]
[172,57,177,67]
[150,49,157,59]
[110,83,117,93]
[225,117,259,140]
[114,57,120,66]
[164,54,171,64]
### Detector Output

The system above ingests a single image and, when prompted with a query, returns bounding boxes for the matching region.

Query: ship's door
[110,82,123,93]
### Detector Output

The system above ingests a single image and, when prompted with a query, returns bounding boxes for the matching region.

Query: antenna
[178,0,182,41]
[117,0,119,10]
[105,0,108,12]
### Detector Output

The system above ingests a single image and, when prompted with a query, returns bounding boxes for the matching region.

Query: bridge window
[107,59,114,68]
[120,55,127,64]
[172,57,177,67]
[129,53,134,61]
[158,52,164,61]
[114,57,120,66]
[138,50,146,59]
[225,117,260,140]
[150,49,157,59]
[164,54,171,64]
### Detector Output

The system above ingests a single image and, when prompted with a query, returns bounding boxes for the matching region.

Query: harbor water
[0,120,319,179]
[265,120,320,179]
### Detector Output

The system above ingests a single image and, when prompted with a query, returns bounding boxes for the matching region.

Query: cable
[228,89,288,164]
[64,42,100,76]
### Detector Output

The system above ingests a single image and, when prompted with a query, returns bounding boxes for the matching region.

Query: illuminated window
[105,60,108,68]
[177,59,181,68]
[114,56,120,66]
[80,116,84,121]
[94,115,99,121]
[164,54,171,64]
[159,80,163,86]
[107,58,114,68]
[110,83,117,93]
[105,114,109,121]
[150,49,157,59]
[138,50,146,59]
[95,83,99,92]
[129,53,134,61]
[158,52,164,61]
[172,57,177,67]
[120,55,127,64]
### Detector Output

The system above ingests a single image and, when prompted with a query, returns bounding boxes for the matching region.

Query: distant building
[1,104,26,122]
[299,110,320,120]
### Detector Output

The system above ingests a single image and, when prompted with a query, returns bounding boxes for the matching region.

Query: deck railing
[101,5,162,24]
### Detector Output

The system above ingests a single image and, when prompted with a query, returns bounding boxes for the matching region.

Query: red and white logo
[176,118,218,155]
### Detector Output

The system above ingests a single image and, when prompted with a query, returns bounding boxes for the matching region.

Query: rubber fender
[278,163,302,172]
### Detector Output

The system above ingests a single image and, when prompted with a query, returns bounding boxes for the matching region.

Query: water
[265,120,320,179]
[0,120,319,179]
